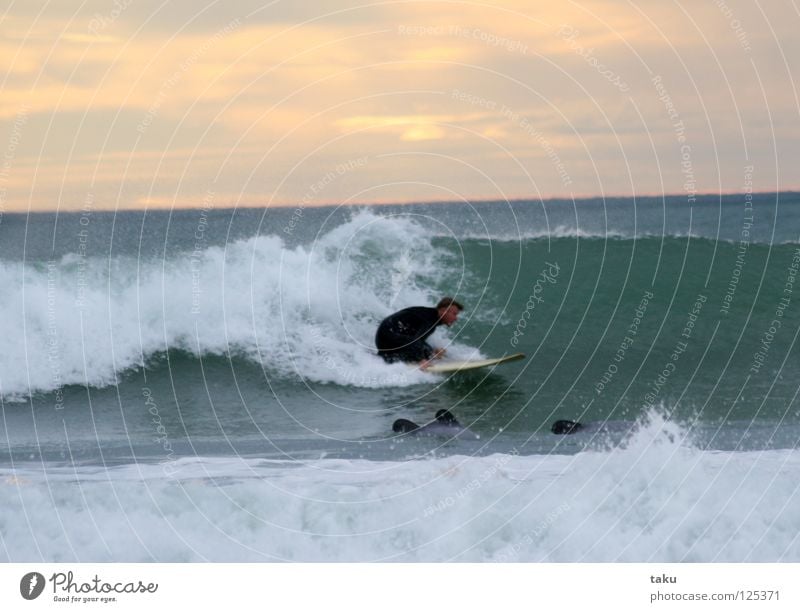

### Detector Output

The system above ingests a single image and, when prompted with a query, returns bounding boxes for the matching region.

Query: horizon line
[7,188,798,214]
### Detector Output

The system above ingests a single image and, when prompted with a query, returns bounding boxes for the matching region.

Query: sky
[0,0,798,211]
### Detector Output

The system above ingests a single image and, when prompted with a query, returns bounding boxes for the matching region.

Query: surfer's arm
[401,321,438,362]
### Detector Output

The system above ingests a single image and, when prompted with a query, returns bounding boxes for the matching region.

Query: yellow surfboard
[423,352,525,373]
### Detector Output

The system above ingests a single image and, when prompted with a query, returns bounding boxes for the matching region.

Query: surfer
[375,297,463,367]
[392,409,478,439]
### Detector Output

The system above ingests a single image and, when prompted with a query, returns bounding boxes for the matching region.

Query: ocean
[1,192,799,561]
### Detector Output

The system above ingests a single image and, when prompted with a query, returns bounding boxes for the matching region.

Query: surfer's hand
[419,359,432,370]
[432,348,446,359]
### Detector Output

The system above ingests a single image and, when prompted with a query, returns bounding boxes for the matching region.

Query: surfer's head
[437,297,463,326]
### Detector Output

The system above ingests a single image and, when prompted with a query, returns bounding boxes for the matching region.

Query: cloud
[0,0,797,210]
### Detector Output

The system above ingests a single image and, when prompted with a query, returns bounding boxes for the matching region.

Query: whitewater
[3,415,798,562]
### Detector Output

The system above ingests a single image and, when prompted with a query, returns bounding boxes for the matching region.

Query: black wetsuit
[375,306,442,363]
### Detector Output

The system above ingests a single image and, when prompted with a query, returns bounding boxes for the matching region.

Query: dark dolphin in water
[551,419,585,435]
[393,410,479,439]
[551,419,635,435]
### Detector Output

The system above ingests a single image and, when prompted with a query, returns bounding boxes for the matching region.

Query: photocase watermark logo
[556,24,630,93]
[510,261,560,347]
[20,572,46,600]
[20,571,159,604]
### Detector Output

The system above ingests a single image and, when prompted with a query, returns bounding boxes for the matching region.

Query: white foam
[3,415,798,561]
[444,224,631,242]
[0,211,478,397]
[444,225,714,243]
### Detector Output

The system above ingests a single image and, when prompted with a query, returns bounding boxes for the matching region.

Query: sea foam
[0,212,479,398]
[2,414,797,562]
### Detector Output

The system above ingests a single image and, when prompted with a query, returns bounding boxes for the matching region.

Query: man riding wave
[374,297,463,368]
